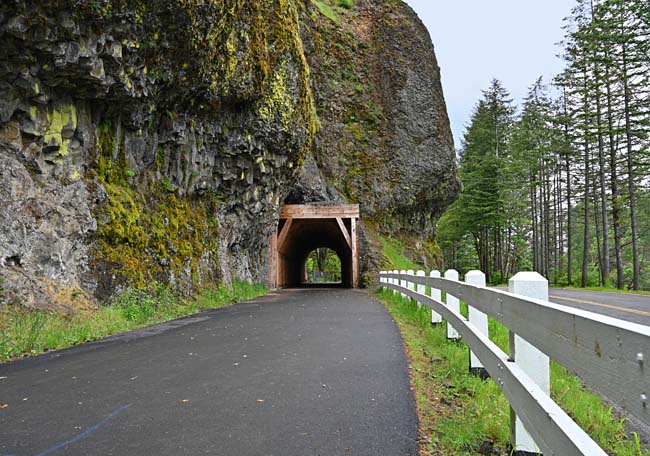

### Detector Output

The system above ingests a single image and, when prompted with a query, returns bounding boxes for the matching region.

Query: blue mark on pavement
[34,404,130,456]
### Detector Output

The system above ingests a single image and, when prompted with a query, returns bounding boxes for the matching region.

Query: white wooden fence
[379,269,650,456]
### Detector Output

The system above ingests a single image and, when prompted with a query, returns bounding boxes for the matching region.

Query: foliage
[0,281,267,362]
[305,248,342,283]
[438,0,650,289]
[438,80,518,283]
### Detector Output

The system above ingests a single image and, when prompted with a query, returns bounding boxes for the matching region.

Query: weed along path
[0,289,418,456]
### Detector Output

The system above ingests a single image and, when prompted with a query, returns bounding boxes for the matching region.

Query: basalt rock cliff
[0,0,459,310]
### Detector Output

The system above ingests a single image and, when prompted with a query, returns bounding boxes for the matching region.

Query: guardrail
[379,269,650,456]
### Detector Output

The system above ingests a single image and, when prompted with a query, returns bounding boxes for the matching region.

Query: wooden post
[430,270,442,324]
[508,272,550,455]
[465,270,489,378]
[277,218,293,251]
[399,270,407,298]
[336,218,352,249]
[444,269,461,339]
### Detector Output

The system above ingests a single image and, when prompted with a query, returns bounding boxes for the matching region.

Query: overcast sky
[403,0,577,148]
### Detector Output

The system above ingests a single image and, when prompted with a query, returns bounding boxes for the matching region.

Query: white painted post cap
[509,271,548,300]
[465,270,485,281]
[444,269,459,279]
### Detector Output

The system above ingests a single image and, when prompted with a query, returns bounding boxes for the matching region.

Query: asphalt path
[548,288,650,327]
[0,289,418,456]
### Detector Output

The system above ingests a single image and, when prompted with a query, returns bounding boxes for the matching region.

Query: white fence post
[392,270,398,295]
[380,271,385,288]
[465,270,489,379]
[508,272,550,455]
[416,270,425,308]
[407,269,415,303]
[444,269,461,339]
[429,270,442,324]
[399,270,407,298]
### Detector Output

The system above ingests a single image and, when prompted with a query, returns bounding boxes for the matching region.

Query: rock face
[0,0,458,309]
[297,0,459,235]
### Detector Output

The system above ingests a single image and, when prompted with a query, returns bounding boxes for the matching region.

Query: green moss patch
[95,181,220,290]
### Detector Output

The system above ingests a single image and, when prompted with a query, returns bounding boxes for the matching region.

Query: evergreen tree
[453,79,515,283]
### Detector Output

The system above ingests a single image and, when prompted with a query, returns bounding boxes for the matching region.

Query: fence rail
[379,269,650,456]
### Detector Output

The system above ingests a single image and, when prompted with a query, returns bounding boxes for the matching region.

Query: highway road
[0,289,418,456]
[491,285,650,326]
[548,288,650,326]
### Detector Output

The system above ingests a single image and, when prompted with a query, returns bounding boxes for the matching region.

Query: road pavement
[0,289,418,456]
[548,288,650,326]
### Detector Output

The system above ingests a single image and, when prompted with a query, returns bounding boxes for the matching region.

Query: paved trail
[0,289,418,456]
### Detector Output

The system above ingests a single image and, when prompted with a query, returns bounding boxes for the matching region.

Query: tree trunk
[591,0,610,286]
[530,181,539,272]
[595,83,610,285]
[581,70,591,288]
[563,89,573,286]
[557,170,564,279]
[621,42,640,290]
[582,139,591,288]
[605,55,624,289]
[593,192,603,286]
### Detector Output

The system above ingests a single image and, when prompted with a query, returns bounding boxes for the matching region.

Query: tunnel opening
[305,248,342,285]
[269,205,359,289]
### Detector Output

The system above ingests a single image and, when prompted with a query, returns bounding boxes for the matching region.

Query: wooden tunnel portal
[269,204,360,289]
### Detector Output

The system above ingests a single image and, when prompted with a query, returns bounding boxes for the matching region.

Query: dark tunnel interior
[277,218,353,288]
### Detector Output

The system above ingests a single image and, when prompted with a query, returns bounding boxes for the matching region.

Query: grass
[0,280,267,363]
[380,235,421,270]
[375,288,650,456]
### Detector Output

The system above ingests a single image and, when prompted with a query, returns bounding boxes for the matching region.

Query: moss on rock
[95,179,220,292]
[44,104,77,157]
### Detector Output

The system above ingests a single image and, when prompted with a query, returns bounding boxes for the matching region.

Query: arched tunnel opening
[305,248,342,284]
[269,205,359,289]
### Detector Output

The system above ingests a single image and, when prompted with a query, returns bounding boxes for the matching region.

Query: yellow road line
[549,295,650,317]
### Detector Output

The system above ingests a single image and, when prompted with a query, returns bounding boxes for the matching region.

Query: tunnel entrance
[306,248,342,285]
[269,204,360,289]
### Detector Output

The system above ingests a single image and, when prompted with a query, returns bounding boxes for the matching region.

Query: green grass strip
[0,280,267,363]
[379,235,421,270]
[375,288,649,456]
